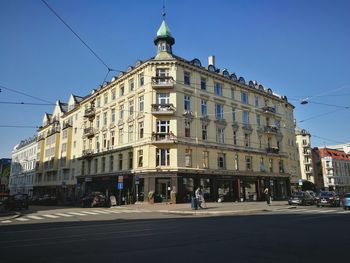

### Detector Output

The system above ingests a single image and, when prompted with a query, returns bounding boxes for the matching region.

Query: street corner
[0,211,21,222]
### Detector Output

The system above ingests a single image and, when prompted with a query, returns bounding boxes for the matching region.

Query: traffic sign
[118,182,123,190]
[118,175,123,183]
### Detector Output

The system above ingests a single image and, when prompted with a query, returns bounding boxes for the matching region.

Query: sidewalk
[118,201,290,215]
[0,211,21,221]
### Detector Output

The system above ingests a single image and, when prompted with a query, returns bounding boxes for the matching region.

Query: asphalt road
[1,207,349,263]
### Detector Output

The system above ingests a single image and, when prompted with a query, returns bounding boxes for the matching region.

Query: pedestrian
[195,187,203,209]
[264,187,270,205]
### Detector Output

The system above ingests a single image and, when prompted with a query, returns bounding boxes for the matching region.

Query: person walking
[264,187,270,205]
[195,187,203,209]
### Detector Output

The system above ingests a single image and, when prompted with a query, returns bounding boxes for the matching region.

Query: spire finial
[162,0,166,19]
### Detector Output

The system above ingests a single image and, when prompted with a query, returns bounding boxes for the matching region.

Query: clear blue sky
[1,0,349,158]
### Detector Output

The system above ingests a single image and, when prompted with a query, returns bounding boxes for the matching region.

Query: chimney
[208,55,215,66]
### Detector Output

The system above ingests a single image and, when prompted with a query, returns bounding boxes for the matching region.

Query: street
[1,206,349,263]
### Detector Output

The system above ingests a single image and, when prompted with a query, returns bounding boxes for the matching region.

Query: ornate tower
[154,14,175,59]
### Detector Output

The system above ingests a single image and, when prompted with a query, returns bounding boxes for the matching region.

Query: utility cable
[0,101,55,106]
[0,84,53,104]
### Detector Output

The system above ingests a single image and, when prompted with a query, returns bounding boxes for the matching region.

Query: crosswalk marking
[26,215,44,220]
[318,210,334,213]
[338,210,350,214]
[66,212,87,216]
[15,218,29,221]
[55,213,73,217]
[42,214,59,218]
[80,211,99,215]
[1,220,11,223]
[92,210,111,214]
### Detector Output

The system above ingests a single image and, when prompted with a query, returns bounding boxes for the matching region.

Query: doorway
[156,178,171,202]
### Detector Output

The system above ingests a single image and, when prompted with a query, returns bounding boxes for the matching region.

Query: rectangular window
[128,125,134,142]
[119,154,123,170]
[139,96,144,112]
[119,128,123,144]
[260,157,265,172]
[201,99,207,117]
[128,152,133,169]
[96,115,100,128]
[156,148,170,166]
[157,120,170,133]
[185,149,192,167]
[96,97,101,108]
[157,93,170,104]
[120,85,125,97]
[216,127,225,143]
[214,82,223,96]
[233,131,237,145]
[111,131,115,146]
[242,111,250,124]
[245,156,252,171]
[185,121,191,137]
[269,159,273,173]
[184,71,191,85]
[129,100,134,116]
[94,158,98,174]
[104,93,108,105]
[275,120,281,130]
[102,157,106,172]
[138,150,143,167]
[139,122,144,139]
[231,88,235,99]
[139,73,144,86]
[256,114,261,126]
[241,91,249,104]
[184,95,191,111]
[129,79,134,92]
[203,151,209,168]
[274,104,279,113]
[95,136,100,152]
[111,108,115,123]
[255,95,259,107]
[119,105,124,120]
[200,77,207,90]
[109,155,114,172]
[279,160,284,173]
[111,89,116,100]
[103,133,107,148]
[202,124,208,140]
[217,153,226,169]
[156,68,169,78]
[232,108,236,121]
[215,104,223,120]
[244,133,250,147]
[103,112,108,127]
[234,154,239,170]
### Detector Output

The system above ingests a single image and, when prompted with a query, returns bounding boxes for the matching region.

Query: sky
[0,0,349,158]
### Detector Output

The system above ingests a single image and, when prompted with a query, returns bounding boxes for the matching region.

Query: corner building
[75,19,296,203]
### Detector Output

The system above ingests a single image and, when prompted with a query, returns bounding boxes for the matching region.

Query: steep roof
[157,20,172,37]
[319,148,350,161]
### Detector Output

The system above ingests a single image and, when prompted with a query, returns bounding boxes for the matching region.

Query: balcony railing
[47,126,60,137]
[261,106,276,114]
[266,147,280,154]
[82,149,94,156]
[151,132,176,144]
[83,127,95,138]
[151,104,175,115]
[151,76,175,88]
[84,107,95,119]
[264,125,279,134]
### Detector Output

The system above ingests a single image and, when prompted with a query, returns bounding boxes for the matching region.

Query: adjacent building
[295,128,314,184]
[9,137,36,196]
[0,158,11,192]
[326,143,350,155]
[15,18,299,203]
[313,147,350,192]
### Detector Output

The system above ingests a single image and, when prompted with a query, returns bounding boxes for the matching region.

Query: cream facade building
[9,136,37,196]
[295,128,314,183]
[30,19,298,203]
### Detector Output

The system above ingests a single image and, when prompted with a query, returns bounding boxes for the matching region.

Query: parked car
[341,193,350,210]
[288,191,314,206]
[315,191,341,207]
[6,194,29,210]
[81,192,108,208]
[38,194,57,205]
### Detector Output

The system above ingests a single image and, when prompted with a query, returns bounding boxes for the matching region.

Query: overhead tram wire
[40,0,124,85]
[0,84,54,104]
[0,101,55,106]
[0,125,39,129]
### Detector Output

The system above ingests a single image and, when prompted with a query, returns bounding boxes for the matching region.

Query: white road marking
[80,211,99,215]
[92,210,111,214]
[42,214,59,218]
[66,212,87,216]
[318,210,334,213]
[337,210,350,214]
[55,213,73,217]
[15,218,29,221]
[1,220,12,223]
[26,215,44,220]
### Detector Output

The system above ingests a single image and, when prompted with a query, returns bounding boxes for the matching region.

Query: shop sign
[85,177,92,182]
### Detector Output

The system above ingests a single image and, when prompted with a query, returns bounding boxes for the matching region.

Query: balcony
[151,76,175,89]
[82,149,94,157]
[37,134,45,141]
[263,125,279,134]
[302,143,311,148]
[83,127,95,138]
[305,169,313,174]
[261,106,276,115]
[46,126,60,137]
[62,121,72,130]
[151,132,177,144]
[151,104,175,115]
[266,147,280,154]
[303,150,311,156]
[84,107,95,119]
[35,161,42,172]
